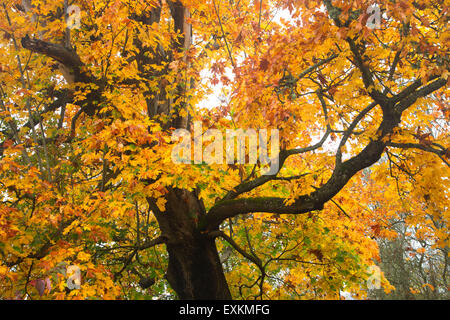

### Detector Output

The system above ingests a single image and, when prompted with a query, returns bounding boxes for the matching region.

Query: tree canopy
[0,0,448,300]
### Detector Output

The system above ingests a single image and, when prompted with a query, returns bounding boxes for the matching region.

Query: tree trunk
[149,189,232,299]
[141,2,229,299]
[165,234,231,299]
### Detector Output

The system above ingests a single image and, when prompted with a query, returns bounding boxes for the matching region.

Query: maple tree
[0,0,448,300]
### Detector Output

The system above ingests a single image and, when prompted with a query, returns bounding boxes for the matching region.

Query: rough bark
[148,189,232,299]
[165,235,232,299]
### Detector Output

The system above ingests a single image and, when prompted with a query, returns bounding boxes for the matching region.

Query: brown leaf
[259,58,270,71]
[309,249,323,261]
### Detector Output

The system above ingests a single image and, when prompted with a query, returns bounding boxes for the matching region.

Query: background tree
[369,213,448,300]
[0,0,448,299]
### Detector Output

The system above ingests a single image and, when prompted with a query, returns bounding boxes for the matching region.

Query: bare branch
[387,142,449,167]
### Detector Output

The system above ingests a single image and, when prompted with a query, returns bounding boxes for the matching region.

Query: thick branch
[21,35,84,79]
[203,108,402,230]
[396,77,447,112]
[336,101,378,164]
[21,36,104,117]
[387,142,449,167]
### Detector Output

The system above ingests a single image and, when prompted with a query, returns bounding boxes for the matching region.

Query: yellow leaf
[156,198,167,212]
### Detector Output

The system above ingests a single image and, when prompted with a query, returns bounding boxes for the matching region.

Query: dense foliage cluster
[0,0,448,299]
